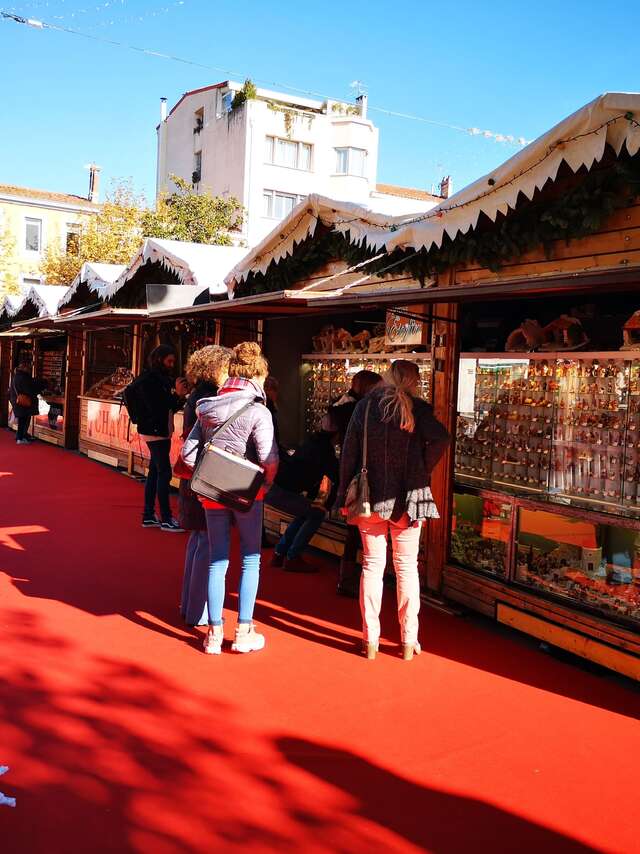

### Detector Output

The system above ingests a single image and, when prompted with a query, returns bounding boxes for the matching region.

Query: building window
[263,189,305,219]
[265,136,313,171]
[193,151,202,185]
[194,107,204,135]
[25,218,42,252]
[66,223,81,254]
[335,147,366,177]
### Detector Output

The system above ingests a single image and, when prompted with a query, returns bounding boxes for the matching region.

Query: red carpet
[0,431,639,853]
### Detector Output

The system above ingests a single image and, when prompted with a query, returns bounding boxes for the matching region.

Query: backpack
[122,377,147,425]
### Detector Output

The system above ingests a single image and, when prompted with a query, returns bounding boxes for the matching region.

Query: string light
[1,8,531,149]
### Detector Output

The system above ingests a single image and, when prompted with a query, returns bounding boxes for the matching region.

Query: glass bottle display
[302,354,431,435]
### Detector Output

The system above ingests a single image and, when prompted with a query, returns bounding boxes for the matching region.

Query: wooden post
[63,331,84,449]
[425,301,460,593]
[0,338,11,427]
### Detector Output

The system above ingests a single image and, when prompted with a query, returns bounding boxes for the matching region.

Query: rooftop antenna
[349,80,368,98]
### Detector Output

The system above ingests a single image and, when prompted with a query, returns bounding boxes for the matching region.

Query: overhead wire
[0,8,532,148]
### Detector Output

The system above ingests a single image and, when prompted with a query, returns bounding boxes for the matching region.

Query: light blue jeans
[205,502,263,626]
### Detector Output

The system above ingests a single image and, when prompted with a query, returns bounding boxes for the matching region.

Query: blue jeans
[205,502,263,626]
[181,531,209,626]
[267,484,326,559]
[144,439,172,522]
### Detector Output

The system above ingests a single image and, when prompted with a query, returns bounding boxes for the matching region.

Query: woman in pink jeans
[336,360,449,661]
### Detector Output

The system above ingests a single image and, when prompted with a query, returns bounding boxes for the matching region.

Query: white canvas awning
[58,262,127,310]
[225,195,412,289]
[22,285,69,319]
[105,238,247,301]
[0,292,25,322]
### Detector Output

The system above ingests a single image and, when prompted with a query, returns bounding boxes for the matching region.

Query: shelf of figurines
[302,353,431,434]
[450,483,640,625]
[455,351,640,520]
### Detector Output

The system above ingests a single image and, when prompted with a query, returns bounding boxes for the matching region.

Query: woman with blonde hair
[337,360,449,661]
[178,345,232,625]
[182,342,278,654]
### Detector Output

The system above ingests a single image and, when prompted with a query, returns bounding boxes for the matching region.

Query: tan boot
[362,640,378,660]
[231,623,265,654]
[203,624,224,655]
[402,641,422,661]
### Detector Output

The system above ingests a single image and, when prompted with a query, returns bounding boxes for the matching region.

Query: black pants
[144,439,172,522]
[16,415,30,441]
[339,525,363,585]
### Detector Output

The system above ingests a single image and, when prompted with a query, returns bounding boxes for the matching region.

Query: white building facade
[156,81,444,247]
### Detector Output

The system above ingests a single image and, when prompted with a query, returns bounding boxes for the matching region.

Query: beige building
[0,167,100,295]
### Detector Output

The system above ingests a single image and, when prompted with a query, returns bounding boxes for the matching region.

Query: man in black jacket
[136,345,188,532]
[266,431,338,573]
[10,357,48,444]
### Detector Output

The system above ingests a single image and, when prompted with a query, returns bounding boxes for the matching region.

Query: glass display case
[302,353,431,435]
[455,353,640,518]
[450,490,512,577]
[515,506,640,624]
[36,336,66,432]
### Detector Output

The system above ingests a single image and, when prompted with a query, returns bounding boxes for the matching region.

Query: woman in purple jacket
[182,342,278,656]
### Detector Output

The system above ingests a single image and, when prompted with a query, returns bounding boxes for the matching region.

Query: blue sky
[1,0,638,204]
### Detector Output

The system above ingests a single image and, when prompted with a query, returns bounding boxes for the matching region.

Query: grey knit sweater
[336,387,450,523]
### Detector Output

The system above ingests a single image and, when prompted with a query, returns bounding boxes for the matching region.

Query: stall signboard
[83,399,183,463]
[385,307,426,347]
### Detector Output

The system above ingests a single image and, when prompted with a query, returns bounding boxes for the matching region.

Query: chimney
[88,164,101,203]
[356,92,368,120]
[160,96,167,122]
[439,175,452,199]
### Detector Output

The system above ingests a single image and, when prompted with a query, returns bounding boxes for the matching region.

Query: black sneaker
[142,516,161,528]
[161,519,185,533]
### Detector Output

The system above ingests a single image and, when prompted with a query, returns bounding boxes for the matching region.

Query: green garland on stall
[238,151,640,296]
[373,152,640,282]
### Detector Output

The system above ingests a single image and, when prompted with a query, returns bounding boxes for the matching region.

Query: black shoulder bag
[190,401,265,513]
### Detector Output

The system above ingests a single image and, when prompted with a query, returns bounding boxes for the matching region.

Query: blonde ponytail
[380,360,420,432]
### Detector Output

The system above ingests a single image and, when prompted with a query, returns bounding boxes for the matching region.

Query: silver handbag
[344,399,372,521]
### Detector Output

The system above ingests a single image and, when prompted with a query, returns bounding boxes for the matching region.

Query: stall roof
[225,195,412,288]
[0,292,25,321]
[58,262,126,310]
[379,92,640,254]
[227,92,640,294]
[16,285,69,320]
[53,306,149,330]
[105,238,247,300]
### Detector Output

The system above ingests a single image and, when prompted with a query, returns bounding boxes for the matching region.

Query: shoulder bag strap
[205,400,256,448]
[361,399,372,473]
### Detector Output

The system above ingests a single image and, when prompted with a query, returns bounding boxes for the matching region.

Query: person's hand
[339,507,349,518]
[175,377,189,397]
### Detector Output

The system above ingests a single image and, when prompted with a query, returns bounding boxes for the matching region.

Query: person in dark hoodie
[10,356,48,444]
[177,345,232,626]
[322,370,383,596]
[136,344,188,532]
[181,342,278,656]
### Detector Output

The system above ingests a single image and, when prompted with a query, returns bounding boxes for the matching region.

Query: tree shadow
[1,432,639,721]
[276,736,603,854]
[0,609,613,854]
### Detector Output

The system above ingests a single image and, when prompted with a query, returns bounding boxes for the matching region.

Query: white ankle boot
[231,623,265,653]
[203,624,224,655]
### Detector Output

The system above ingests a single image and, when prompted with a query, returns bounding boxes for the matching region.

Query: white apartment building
[156,81,446,247]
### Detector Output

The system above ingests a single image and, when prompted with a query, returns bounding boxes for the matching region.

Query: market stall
[5,285,69,443]
[218,93,640,678]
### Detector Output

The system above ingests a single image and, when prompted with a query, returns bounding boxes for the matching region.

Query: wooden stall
[217,96,640,677]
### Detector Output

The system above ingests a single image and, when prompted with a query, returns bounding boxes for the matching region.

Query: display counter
[265,351,432,557]
[79,395,183,472]
[445,351,640,676]
[33,335,67,446]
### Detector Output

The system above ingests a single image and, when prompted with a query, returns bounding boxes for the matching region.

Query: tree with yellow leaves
[41,180,144,285]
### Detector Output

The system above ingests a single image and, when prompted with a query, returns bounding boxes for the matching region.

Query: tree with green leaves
[142,176,244,245]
